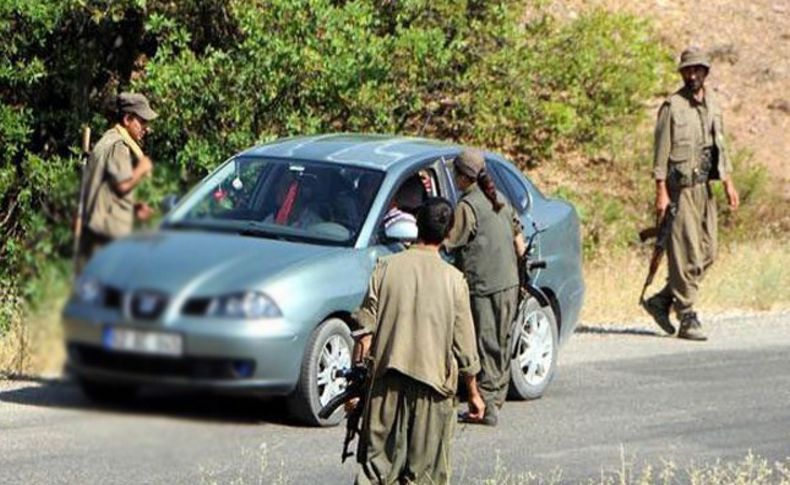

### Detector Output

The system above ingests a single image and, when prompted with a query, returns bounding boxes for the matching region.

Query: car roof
[240,133,460,170]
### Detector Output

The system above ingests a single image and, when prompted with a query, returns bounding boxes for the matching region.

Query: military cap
[117,92,158,121]
[454,148,486,179]
[678,47,711,71]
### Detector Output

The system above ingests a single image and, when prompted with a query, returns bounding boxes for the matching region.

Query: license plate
[102,327,183,357]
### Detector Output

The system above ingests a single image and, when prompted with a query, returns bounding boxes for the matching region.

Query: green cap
[454,148,485,179]
[117,92,158,121]
[678,47,711,71]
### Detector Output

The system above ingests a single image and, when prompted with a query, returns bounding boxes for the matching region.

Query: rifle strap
[113,124,146,160]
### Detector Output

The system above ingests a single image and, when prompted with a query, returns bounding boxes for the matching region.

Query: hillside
[538,0,790,197]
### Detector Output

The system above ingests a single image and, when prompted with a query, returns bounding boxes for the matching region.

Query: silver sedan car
[63,134,584,425]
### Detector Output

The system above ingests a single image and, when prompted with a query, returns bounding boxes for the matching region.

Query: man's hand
[655,180,670,224]
[463,374,486,421]
[723,178,740,211]
[135,202,154,221]
[467,392,486,421]
[344,397,360,414]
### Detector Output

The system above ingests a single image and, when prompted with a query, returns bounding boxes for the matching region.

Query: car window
[168,157,384,246]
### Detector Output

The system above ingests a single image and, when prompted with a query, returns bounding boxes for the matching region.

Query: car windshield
[166,157,385,246]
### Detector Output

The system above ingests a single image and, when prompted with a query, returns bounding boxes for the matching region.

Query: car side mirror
[383,219,418,242]
[161,194,179,213]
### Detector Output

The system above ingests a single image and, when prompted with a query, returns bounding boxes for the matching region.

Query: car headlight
[74,276,103,304]
[208,291,282,319]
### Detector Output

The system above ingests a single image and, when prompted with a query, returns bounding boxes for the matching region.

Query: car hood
[85,230,344,295]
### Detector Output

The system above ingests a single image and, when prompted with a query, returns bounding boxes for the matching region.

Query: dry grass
[469,450,790,485]
[582,238,790,324]
[0,283,67,378]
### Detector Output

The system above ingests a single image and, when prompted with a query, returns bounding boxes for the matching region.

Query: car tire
[508,297,558,400]
[288,318,353,427]
[78,378,138,405]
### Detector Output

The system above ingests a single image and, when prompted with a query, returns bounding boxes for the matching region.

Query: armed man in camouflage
[643,47,740,341]
[352,198,484,485]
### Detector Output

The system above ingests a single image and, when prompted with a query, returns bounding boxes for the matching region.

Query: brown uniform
[652,87,733,316]
[353,246,480,485]
[444,185,521,409]
[77,127,137,268]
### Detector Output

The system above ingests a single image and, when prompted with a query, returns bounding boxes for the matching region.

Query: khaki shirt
[653,87,732,182]
[85,128,136,238]
[354,246,481,397]
[443,185,522,252]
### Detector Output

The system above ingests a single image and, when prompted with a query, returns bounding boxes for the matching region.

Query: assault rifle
[73,126,91,274]
[638,204,676,303]
[318,364,369,463]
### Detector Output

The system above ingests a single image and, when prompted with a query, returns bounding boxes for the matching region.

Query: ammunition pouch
[670,147,712,188]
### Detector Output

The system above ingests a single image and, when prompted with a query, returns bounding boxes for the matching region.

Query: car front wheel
[288,318,353,426]
[508,297,558,400]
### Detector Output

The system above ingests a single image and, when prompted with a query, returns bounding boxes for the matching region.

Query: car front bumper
[61,300,305,396]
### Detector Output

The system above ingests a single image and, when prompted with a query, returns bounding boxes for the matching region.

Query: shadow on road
[0,376,298,426]
[575,325,668,337]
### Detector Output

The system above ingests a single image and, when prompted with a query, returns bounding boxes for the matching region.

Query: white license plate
[102,327,183,357]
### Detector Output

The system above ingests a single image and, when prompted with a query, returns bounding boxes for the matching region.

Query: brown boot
[677,312,707,341]
[642,294,675,335]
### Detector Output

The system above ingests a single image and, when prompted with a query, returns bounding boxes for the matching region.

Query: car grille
[130,290,168,320]
[69,344,256,380]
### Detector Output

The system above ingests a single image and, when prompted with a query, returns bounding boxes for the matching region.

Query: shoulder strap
[113,124,145,160]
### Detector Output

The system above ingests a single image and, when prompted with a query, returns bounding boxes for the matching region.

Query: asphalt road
[1,312,789,484]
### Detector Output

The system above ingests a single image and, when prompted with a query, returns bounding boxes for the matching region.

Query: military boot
[642,294,675,335]
[677,312,707,341]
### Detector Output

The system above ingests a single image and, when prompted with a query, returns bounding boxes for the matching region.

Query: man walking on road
[643,47,740,341]
[77,92,158,270]
[352,198,485,485]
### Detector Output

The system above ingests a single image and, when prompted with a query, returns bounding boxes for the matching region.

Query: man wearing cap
[643,47,740,340]
[77,92,158,269]
[443,148,525,425]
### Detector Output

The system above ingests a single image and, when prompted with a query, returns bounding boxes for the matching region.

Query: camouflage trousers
[471,286,519,408]
[656,182,718,316]
[355,371,456,485]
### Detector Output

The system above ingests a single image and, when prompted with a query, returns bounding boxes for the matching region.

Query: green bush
[0,0,669,332]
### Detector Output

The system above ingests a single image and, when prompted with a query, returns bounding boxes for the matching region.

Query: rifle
[318,364,369,463]
[72,126,91,274]
[638,204,676,303]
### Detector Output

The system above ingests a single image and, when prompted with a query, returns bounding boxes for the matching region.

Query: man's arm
[452,276,485,419]
[510,206,526,258]
[653,103,672,223]
[722,176,740,211]
[352,333,372,365]
[351,261,384,364]
[106,142,153,197]
[114,156,153,196]
[442,202,475,252]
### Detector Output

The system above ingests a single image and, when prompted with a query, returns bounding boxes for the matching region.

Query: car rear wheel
[288,318,353,426]
[508,297,558,400]
[78,378,138,405]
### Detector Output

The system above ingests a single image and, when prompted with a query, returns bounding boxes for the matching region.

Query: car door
[486,157,541,256]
